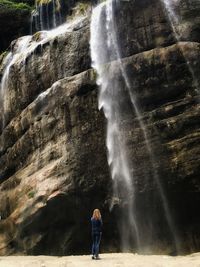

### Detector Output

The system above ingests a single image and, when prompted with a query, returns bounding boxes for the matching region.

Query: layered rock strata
[0,0,200,255]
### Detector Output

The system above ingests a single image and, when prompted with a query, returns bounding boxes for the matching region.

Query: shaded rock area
[0,69,110,255]
[107,42,200,253]
[0,0,32,53]
[0,0,200,256]
[0,0,93,52]
[0,18,91,134]
[0,17,113,255]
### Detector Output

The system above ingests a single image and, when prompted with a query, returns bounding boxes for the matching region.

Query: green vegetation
[0,0,32,10]
[8,0,34,6]
[0,51,8,60]
[77,2,90,15]
[27,190,36,198]
[32,32,43,42]
[90,69,97,83]
[68,1,91,19]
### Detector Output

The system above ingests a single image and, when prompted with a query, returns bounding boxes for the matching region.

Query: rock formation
[0,0,200,256]
[0,0,32,53]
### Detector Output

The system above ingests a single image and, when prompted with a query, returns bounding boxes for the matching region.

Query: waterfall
[0,16,85,131]
[161,0,200,94]
[40,4,45,30]
[161,0,180,36]
[52,0,57,28]
[0,36,32,130]
[90,1,140,251]
[91,0,180,253]
[31,0,63,33]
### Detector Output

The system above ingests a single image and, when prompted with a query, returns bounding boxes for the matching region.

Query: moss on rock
[0,0,31,10]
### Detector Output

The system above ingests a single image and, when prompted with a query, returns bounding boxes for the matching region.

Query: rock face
[0,17,112,255]
[0,1,31,53]
[0,0,200,256]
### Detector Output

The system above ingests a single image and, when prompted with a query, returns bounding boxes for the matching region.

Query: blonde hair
[92,209,101,220]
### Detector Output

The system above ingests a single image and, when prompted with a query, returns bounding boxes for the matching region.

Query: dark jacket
[91,217,103,234]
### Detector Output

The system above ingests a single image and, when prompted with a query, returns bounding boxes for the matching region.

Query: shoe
[92,256,95,260]
[95,256,101,260]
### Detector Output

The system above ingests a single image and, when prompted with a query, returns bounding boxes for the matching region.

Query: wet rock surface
[0,0,200,256]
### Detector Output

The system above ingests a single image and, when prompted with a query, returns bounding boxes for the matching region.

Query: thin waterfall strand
[90,1,140,251]
[107,0,180,253]
[0,16,85,131]
[91,0,181,252]
[162,0,200,94]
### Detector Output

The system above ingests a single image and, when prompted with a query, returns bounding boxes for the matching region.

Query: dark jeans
[92,232,102,256]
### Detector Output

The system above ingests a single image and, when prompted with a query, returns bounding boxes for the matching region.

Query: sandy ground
[0,253,200,267]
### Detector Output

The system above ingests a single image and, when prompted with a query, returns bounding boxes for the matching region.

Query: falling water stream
[91,0,181,252]
[31,0,63,33]
[0,36,32,129]
[90,1,141,250]
[0,16,85,131]
[162,0,200,94]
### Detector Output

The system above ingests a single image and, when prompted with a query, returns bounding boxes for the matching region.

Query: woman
[91,209,103,260]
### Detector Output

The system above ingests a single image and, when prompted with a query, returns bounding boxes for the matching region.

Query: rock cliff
[0,0,200,255]
[0,0,32,53]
